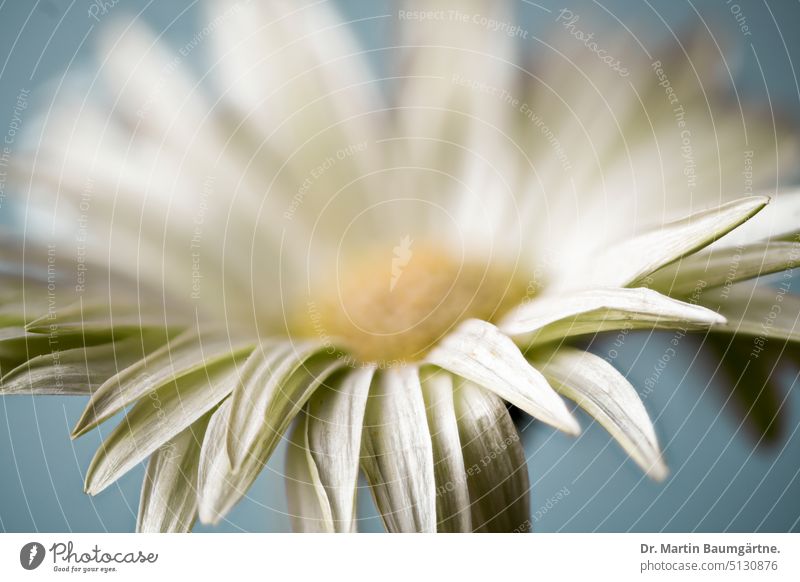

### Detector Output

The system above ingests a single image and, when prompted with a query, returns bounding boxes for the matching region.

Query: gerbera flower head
[2,0,799,533]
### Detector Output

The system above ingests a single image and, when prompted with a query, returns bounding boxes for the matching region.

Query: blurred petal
[648,241,800,297]
[427,319,579,435]
[701,282,800,343]
[1,331,169,395]
[205,0,383,180]
[706,333,793,445]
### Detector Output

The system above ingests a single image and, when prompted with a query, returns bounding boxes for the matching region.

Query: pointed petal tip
[646,459,669,482]
[72,401,102,438]
[71,419,91,439]
[559,412,582,436]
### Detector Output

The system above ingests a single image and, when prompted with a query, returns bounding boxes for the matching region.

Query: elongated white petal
[73,330,253,437]
[426,319,579,435]
[98,19,218,157]
[137,413,211,533]
[0,332,168,395]
[285,412,334,532]
[584,197,768,288]
[361,367,436,533]
[500,287,725,344]
[196,400,234,525]
[301,365,375,532]
[84,356,240,495]
[226,341,322,470]
[420,368,471,532]
[205,0,383,189]
[396,0,516,173]
[0,326,127,372]
[25,302,181,335]
[454,380,530,533]
[197,358,343,524]
[700,282,800,343]
[534,348,667,480]
[711,189,800,248]
[648,241,800,297]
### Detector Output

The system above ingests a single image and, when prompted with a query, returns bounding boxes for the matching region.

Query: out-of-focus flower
[1,0,799,532]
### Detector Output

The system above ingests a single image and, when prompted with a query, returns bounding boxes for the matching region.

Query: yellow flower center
[305,243,529,364]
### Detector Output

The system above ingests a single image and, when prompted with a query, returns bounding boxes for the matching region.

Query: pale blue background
[1,0,799,532]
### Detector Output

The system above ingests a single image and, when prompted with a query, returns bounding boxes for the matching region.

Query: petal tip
[558,412,582,436]
[646,459,669,482]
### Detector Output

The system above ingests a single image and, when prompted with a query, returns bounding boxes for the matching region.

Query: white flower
[2,0,799,532]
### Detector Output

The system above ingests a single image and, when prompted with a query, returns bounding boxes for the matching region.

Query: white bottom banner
[1,533,798,581]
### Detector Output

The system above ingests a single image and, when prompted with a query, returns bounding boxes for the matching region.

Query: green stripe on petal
[427,319,579,435]
[454,380,531,533]
[0,326,119,372]
[500,287,724,345]
[73,329,254,437]
[84,354,242,495]
[25,302,183,335]
[1,330,170,395]
[647,241,800,297]
[584,196,768,288]
[361,366,436,533]
[137,412,212,533]
[534,348,668,480]
[701,283,800,343]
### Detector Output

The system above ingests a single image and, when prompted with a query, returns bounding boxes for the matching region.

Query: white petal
[284,412,335,533]
[454,380,530,532]
[197,358,343,524]
[700,282,800,343]
[711,189,800,248]
[303,365,375,532]
[360,366,436,533]
[205,0,382,176]
[583,197,768,288]
[426,319,580,435]
[534,348,668,480]
[84,357,240,495]
[647,241,800,297]
[500,287,725,344]
[420,368,471,532]
[73,330,253,437]
[0,332,165,395]
[98,19,211,145]
[226,341,323,470]
[137,414,210,533]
